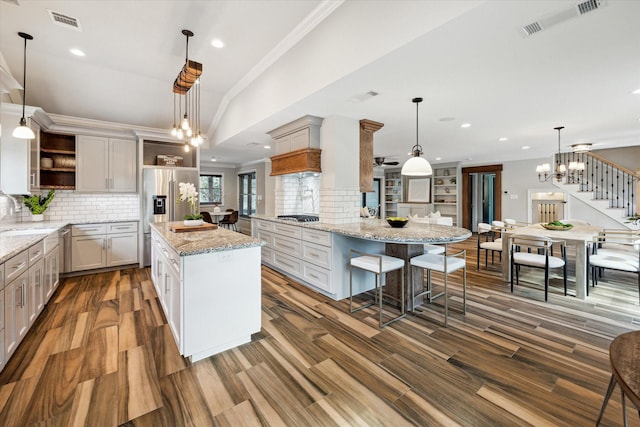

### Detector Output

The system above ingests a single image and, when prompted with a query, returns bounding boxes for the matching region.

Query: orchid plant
[177,182,202,220]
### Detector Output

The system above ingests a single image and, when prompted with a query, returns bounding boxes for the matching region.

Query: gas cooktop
[277,215,319,222]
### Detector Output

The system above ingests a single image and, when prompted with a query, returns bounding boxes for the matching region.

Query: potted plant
[176,182,202,226]
[23,189,55,221]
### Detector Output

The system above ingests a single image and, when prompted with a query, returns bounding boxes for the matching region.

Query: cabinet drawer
[160,242,180,275]
[302,241,332,269]
[273,222,302,239]
[273,252,302,277]
[302,262,332,292]
[302,228,331,247]
[5,251,29,284]
[28,240,45,264]
[256,229,273,248]
[255,220,274,232]
[108,222,138,234]
[272,234,302,258]
[72,224,107,236]
[261,246,274,265]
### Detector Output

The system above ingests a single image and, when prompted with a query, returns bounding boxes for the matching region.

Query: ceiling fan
[373,157,399,167]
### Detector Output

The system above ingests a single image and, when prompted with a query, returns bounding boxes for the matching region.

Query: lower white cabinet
[44,246,59,302]
[4,271,29,359]
[27,259,44,326]
[0,285,5,372]
[71,222,138,271]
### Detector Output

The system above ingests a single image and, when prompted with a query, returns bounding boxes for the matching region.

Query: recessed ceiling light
[264,145,271,149]
[210,156,217,162]
[439,117,455,122]
[498,137,508,141]
[211,39,225,48]
[521,146,530,150]
[460,123,471,128]
[632,88,640,94]
[435,157,442,161]
[70,48,85,56]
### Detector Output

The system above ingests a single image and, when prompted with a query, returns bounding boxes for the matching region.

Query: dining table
[501,222,603,299]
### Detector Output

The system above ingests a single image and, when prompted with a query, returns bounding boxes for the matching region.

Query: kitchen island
[150,222,264,362]
[251,216,471,304]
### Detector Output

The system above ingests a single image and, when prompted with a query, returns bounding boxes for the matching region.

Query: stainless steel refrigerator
[142,168,199,265]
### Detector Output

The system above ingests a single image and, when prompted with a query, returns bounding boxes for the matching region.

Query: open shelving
[39,132,76,189]
[432,165,458,225]
[384,170,402,217]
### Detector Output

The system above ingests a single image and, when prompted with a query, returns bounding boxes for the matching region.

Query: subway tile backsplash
[15,191,139,223]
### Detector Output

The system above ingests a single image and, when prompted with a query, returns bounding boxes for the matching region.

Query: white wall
[501,157,557,223]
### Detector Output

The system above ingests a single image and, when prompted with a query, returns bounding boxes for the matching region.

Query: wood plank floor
[1,237,639,426]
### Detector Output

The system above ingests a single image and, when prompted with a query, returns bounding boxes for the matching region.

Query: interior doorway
[462,165,502,231]
[362,178,381,217]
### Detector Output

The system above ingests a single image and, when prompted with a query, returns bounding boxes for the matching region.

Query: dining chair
[349,249,406,328]
[201,211,213,224]
[477,222,502,270]
[409,248,466,327]
[219,210,238,231]
[587,232,640,300]
[510,235,567,301]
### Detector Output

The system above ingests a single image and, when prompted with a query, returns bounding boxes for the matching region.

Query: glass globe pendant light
[12,32,35,140]
[401,97,432,176]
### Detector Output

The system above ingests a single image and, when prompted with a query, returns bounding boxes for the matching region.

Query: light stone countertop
[151,222,264,256]
[0,218,139,264]
[251,215,472,244]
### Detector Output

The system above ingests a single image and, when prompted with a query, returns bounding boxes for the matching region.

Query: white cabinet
[44,246,59,302]
[269,115,322,155]
[0,103,40,194]
[0,287,4,373]
[71,222,138,271]
[76,136,137,192]
[27,259,44,325]
[4,271,29,359]
[151,229,182,349]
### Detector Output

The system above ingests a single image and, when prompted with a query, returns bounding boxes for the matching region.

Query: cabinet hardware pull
[13,262,26,270]
[165,274,170,293]
[310,253,319,257]
[309,273,319,279]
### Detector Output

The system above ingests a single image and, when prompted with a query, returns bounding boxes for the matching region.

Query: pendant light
[401,97,432,176]
[12,32,35,140]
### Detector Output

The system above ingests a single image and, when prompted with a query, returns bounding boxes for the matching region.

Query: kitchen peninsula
[251,216,471,302]
[150,222,264,362]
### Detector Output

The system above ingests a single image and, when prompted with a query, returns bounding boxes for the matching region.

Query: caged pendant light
[401,97,432,176]
[12,32,35,140]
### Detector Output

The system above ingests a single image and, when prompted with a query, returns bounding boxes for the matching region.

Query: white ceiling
[1,0,639,169]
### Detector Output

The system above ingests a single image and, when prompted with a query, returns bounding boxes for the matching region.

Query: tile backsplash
[0,191,139,224]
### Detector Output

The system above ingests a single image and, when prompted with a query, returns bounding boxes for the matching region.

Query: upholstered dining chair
[219,210,238,231]
[587,231,639,300]
[201,211,213,224]
[477,222,502,270]
[510,235,567,301]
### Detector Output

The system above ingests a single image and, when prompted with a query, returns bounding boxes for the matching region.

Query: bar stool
[349,249,406,328]
[409,248,466,327]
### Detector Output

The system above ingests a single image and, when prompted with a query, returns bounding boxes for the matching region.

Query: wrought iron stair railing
[557,151,638,217]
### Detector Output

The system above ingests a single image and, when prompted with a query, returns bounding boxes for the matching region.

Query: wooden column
[385,242,425,311]
[359,119,384,193]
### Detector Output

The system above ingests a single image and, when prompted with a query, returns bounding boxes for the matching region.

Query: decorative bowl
[541,223,573,231]
[386,217,408,228]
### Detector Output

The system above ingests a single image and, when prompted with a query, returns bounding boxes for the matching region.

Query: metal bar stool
[349,249,406,328]
[409,248,466,327]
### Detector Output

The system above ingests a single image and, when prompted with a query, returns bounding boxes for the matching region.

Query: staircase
[552,151,638,229]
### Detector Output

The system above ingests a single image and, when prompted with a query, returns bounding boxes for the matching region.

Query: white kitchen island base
[151,224,263,362]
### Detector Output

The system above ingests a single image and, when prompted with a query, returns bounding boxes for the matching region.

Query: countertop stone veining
[150,222,264,256]
[251,215,472,244]
[0,218,140,264]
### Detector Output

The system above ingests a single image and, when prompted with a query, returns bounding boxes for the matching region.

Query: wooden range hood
[270,148,321,176]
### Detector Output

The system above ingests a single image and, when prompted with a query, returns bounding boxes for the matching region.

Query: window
[199,174,223,205]
[238,171,256,216]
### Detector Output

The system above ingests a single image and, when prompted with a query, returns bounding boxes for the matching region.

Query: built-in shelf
[40,131,76,190]
[432,165,459,225]
[384,170,402,217]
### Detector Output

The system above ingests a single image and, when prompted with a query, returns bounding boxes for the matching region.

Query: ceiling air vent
[48,9,82,31]
[522,21,543,36]
[577,0,601,15]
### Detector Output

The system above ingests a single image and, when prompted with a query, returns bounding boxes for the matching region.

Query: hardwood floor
[1,237,639,426]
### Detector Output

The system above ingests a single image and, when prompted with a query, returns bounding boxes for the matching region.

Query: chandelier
[170,29,203,152]
[401,97,432,176]
[536,126,584,182]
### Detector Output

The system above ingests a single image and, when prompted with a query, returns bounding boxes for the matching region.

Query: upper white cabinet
[76,136,136,192]
[269,115,322,155]
[0,103,40,195]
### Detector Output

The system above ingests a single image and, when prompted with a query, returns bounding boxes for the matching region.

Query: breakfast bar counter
[251,216,471,305]
[150,222,263,361]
